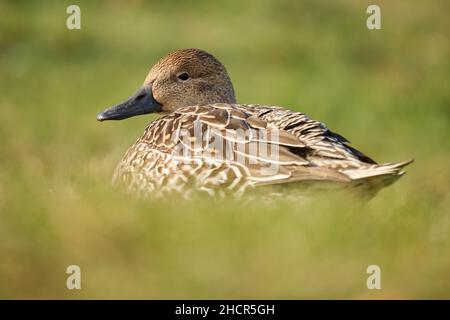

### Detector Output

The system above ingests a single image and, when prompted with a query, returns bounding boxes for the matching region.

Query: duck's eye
[177,72,189,81]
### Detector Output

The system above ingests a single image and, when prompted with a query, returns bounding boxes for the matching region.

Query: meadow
[0,0,449,298]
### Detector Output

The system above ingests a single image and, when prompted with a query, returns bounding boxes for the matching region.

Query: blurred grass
[0,0,449,299]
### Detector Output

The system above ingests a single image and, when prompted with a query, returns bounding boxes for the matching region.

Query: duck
[97,48,413,198]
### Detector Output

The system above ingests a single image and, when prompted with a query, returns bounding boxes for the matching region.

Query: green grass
[0,0,449,298]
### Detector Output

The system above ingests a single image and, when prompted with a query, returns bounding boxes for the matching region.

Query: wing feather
[136,103,351,186]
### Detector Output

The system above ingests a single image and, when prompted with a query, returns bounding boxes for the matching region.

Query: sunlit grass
[0,0,449,299]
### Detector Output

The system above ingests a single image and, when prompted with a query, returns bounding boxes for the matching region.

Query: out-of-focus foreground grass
[0,0,449,299]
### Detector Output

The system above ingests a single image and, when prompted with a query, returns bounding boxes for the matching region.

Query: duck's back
[114,103,412,198]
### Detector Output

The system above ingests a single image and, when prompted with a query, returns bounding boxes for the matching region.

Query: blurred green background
[0,0,449,299]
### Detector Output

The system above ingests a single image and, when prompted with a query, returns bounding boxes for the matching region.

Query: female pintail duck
[97,48,413,198]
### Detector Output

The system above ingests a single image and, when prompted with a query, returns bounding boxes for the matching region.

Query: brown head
[97,48,236,121]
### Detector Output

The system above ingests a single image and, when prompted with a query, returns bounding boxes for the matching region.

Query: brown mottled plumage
[97,48,413,198]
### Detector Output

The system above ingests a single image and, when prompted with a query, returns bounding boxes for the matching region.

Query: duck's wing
[241,104,413,196]
[242,104,377,168]
[136,103,351,187]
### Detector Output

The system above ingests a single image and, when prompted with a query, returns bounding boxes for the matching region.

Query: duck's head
[97,48,236,121]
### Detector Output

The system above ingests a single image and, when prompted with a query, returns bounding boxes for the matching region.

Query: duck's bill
[97,86,162,121]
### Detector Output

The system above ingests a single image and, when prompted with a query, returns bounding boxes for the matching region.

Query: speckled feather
[113,103,411,198]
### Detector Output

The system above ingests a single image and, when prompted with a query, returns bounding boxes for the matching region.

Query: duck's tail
[343,159,414,197]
